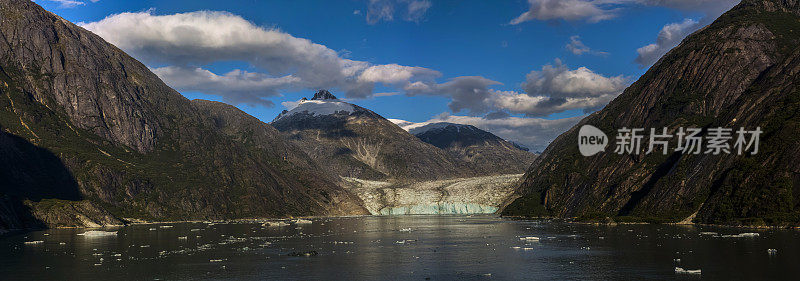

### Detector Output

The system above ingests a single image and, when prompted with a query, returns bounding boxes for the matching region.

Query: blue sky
[35,0,739,151]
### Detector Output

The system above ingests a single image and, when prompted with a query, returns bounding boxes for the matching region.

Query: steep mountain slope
[272,90,476,181]
[0,0,366,230]
[404,122,536,174]
[502,0,800,226]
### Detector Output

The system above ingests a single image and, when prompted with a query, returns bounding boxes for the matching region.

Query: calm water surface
[1,215,798,280]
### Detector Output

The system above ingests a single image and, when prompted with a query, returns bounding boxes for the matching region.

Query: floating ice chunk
[511,246,521,250]
[675,267,701,275]
[58,242,66,245]
[190,228,202,232]
[673,258,681,263]
[523,248,534,251]
[263,221,290,227]
[209,259,224,262]
[178,236,188,240]
[293,219,313,224]
[720,232,759,238]
[24,241,44,245]
[519,236,540,241]
[767,249,777,255]
[399,228,412,232]
[699,232,718,236]
[77,230,117,237]
[160,225,173,229]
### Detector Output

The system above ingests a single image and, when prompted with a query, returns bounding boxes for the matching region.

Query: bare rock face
[272,92,478,181]
[411,123,536,174]
[0,0,368,231]
[502,0,800,226]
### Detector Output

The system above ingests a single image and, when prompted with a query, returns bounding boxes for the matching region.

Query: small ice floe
[209,259,224,262]
[24,241,44,245]
[699,232,718,236]
[720,232,759,238]
[190,228,202,232]
[511,246,522,250]
[149,228,157,231]
[399,228,412,232]
[159,225,173,229]
[673,258,681,263]
[77,230,117,237]
[58,242,66,245]
[519,236,540,242]
[523,248,534,251]
[140,245,150,248]
[675,267,701,275]
[767,249,778,255]
[262,221,290,227]
[293,219,313,224]
[288,251,318,257]
[178,236,188,240]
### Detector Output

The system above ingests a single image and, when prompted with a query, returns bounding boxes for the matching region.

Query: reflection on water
[2,216,799,280]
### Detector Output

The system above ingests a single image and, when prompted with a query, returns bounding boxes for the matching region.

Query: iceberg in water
[263,221,290,227]
[675,267,701,275]
[293,219,313,224]
[720,232,759,238]
[77,230,117,237]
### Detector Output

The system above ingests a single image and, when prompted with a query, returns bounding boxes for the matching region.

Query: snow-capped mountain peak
[273,90,354,122]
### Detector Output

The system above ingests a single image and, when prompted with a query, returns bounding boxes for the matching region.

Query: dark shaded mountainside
[502,0,800,226]
[410,123,536,174]
[0,0,367,231]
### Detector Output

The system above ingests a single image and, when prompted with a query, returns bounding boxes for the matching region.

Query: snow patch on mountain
[390,119,474,135]
[274,99,355,121]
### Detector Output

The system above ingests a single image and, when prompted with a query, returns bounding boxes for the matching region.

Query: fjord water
[2,216,798,280]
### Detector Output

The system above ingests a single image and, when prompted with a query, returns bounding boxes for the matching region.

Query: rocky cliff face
[0,0,367,231]
[410,122,536,174]
[502,0,800,226]
[272,90,477,181]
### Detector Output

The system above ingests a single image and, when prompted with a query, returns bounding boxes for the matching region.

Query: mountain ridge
[501,0,800,226]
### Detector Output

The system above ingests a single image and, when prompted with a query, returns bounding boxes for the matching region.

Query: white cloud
[405,0,432,22]
[510,0,620,24]
[632,1,738,67]
[522,59,627,100]
[80,10,454,102]
[634,18,700,67]
[394,113,583,152]
[565,35,607,56]
[510,0,739,25]
[365,0,432,24]
[358,64,440,85]
[151,66,300,107]
[41,0,86,8]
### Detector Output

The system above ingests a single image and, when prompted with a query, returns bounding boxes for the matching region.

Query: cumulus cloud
[522,59,627,99]
[80,10,454,102]
[510,0,739,25]
[404,76,502,116]
[151,66,300,106]
[565,35,607,56]
[365,0,431,24]
[510,0,621,24]
[465,60,629,117]
[634,18,700,67]
[394,113,583,152]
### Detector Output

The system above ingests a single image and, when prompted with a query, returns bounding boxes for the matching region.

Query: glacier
[342,174,521,215]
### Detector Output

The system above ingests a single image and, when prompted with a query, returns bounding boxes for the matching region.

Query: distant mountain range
[501,0,800,226]
[272,90,535,180]
[394,121,536,174]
